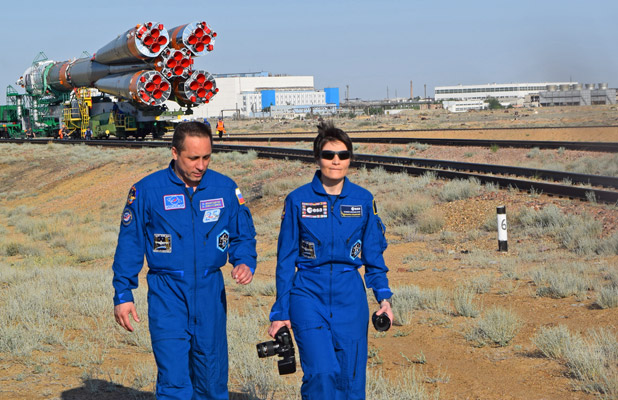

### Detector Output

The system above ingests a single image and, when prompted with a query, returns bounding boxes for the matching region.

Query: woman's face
[318,140,350,183]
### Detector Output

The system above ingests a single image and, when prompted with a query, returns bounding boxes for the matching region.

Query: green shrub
[438,178,481,202]
[453,286,480,318]
[466,307,521,347]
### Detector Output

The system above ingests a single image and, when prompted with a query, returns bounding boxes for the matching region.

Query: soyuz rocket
[16,21,218,108]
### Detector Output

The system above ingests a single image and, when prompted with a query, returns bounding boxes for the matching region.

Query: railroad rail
[209,136,618,152]
[4,138,618,203]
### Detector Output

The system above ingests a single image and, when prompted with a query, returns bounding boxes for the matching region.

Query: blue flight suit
[112,161,257,400]
[270,171,392,400]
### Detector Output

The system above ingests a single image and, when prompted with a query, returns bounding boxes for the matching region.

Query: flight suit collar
[311,170,351,198]
[167,160,210,190]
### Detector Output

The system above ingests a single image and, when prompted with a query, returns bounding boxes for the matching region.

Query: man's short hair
[313,121,354,161]
[172,121,213,152]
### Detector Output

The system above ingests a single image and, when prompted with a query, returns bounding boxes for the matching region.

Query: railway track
[208,136,618,152]
[4,138,618,203]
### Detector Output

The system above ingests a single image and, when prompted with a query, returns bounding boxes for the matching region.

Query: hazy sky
[1,0,616,103]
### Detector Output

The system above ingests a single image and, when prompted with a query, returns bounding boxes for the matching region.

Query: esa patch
[372,199,379,215]
[200,198,224,211]
[350,239,362,260]
[164,194,185,210]
[153,234,172,253]
[217,230,230,252]
[300,240,316,259]
[302,202,328,218]
[203,208,221,223]
[126,186,137,205]
[121,208,133,226]
[340,205,362,217]
[235,188,245,205]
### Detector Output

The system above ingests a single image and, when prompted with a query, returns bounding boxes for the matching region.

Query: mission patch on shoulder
[373,199,378,215]
[126,185,137,205]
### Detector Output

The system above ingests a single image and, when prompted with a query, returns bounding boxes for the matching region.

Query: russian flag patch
[235,188,245,205]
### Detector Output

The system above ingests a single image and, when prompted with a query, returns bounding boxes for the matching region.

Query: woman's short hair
[172,121,213,152]
[313,121,353,160]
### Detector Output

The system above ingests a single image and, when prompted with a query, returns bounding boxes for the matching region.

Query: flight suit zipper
[185,187,198,327]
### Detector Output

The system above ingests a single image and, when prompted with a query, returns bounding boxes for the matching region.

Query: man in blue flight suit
[112,121,257,399]
[268,123,393,399]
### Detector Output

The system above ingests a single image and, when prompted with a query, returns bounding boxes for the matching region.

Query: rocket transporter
[5,21,219,139]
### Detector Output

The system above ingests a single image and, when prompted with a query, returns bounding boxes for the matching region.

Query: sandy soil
[0,107,616,399]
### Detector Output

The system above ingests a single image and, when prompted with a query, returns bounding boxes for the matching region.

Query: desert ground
[0,105,616,399]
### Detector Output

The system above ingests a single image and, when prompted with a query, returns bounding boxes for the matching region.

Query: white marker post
[497,206,508,252]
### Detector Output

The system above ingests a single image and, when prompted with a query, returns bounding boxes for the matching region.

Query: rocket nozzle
[169,21,216,56]
[172,69,217,106]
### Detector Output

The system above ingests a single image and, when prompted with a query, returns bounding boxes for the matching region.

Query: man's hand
[114,302,140,332]
[268,320,291,338]
[231,264,253,285]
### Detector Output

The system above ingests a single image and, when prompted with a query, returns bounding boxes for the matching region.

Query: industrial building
[538,83,616,106]
[434,82,572,103]
[435,81,616,111]
[168,71,339,118]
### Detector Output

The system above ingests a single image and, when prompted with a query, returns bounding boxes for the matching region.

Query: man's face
[172,135,212,187]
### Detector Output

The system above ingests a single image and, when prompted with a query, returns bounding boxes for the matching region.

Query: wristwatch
[380,297,393,307]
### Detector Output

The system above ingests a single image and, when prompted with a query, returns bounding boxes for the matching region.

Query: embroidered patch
[281,204,286,220]
[341,205,362,217]
[302,202,328,218]
[121,208,132,226]
[200,198,224,211]
[154,234,172,253]
[372,199,378,215]
[203,208,221,223]
[235,188,245,205]
[126,186,137,205]
[217,230,230,251]
[350,239,362,260]
[300,240,316,259]
[164,194,185,210]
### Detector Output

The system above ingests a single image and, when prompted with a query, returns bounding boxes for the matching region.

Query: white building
[166,72,339,118]
[443,100,488,113]
[434,82,573,102]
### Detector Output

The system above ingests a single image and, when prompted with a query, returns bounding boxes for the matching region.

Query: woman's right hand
[268,320,291,338]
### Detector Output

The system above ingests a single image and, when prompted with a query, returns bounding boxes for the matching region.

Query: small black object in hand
[372,312,391,332]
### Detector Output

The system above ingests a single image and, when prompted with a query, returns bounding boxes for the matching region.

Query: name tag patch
[164,194,185,210]
[154,233,172,253]
[350,239,362,260]
[302,202,328,218]
[203,208,221,223]
[341,205,362,217]
[200,198,224,211]
[301,240,316,259]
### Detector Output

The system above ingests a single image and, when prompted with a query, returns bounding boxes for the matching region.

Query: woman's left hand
[376,300,394,324]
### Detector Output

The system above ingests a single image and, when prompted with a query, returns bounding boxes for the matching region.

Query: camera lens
[256,341,276,358]
[372,312,391,332]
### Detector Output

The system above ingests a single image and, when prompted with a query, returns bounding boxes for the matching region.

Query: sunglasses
[321,150,351,160]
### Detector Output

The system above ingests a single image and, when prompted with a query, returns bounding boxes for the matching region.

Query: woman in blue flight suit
[268,122,393,399]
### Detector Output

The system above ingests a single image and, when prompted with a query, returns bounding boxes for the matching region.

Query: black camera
[256,326,296,375]
[372,312,391,332]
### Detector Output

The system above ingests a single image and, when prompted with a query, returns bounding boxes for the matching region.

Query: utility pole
[386,86,389,99]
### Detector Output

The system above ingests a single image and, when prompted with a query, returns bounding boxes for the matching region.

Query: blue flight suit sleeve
[269,195,298,321]
[227,189,257,273]
[362,197,393,303]
[112,183,148,306]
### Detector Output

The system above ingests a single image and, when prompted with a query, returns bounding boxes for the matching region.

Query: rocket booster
[18,21,218,108]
